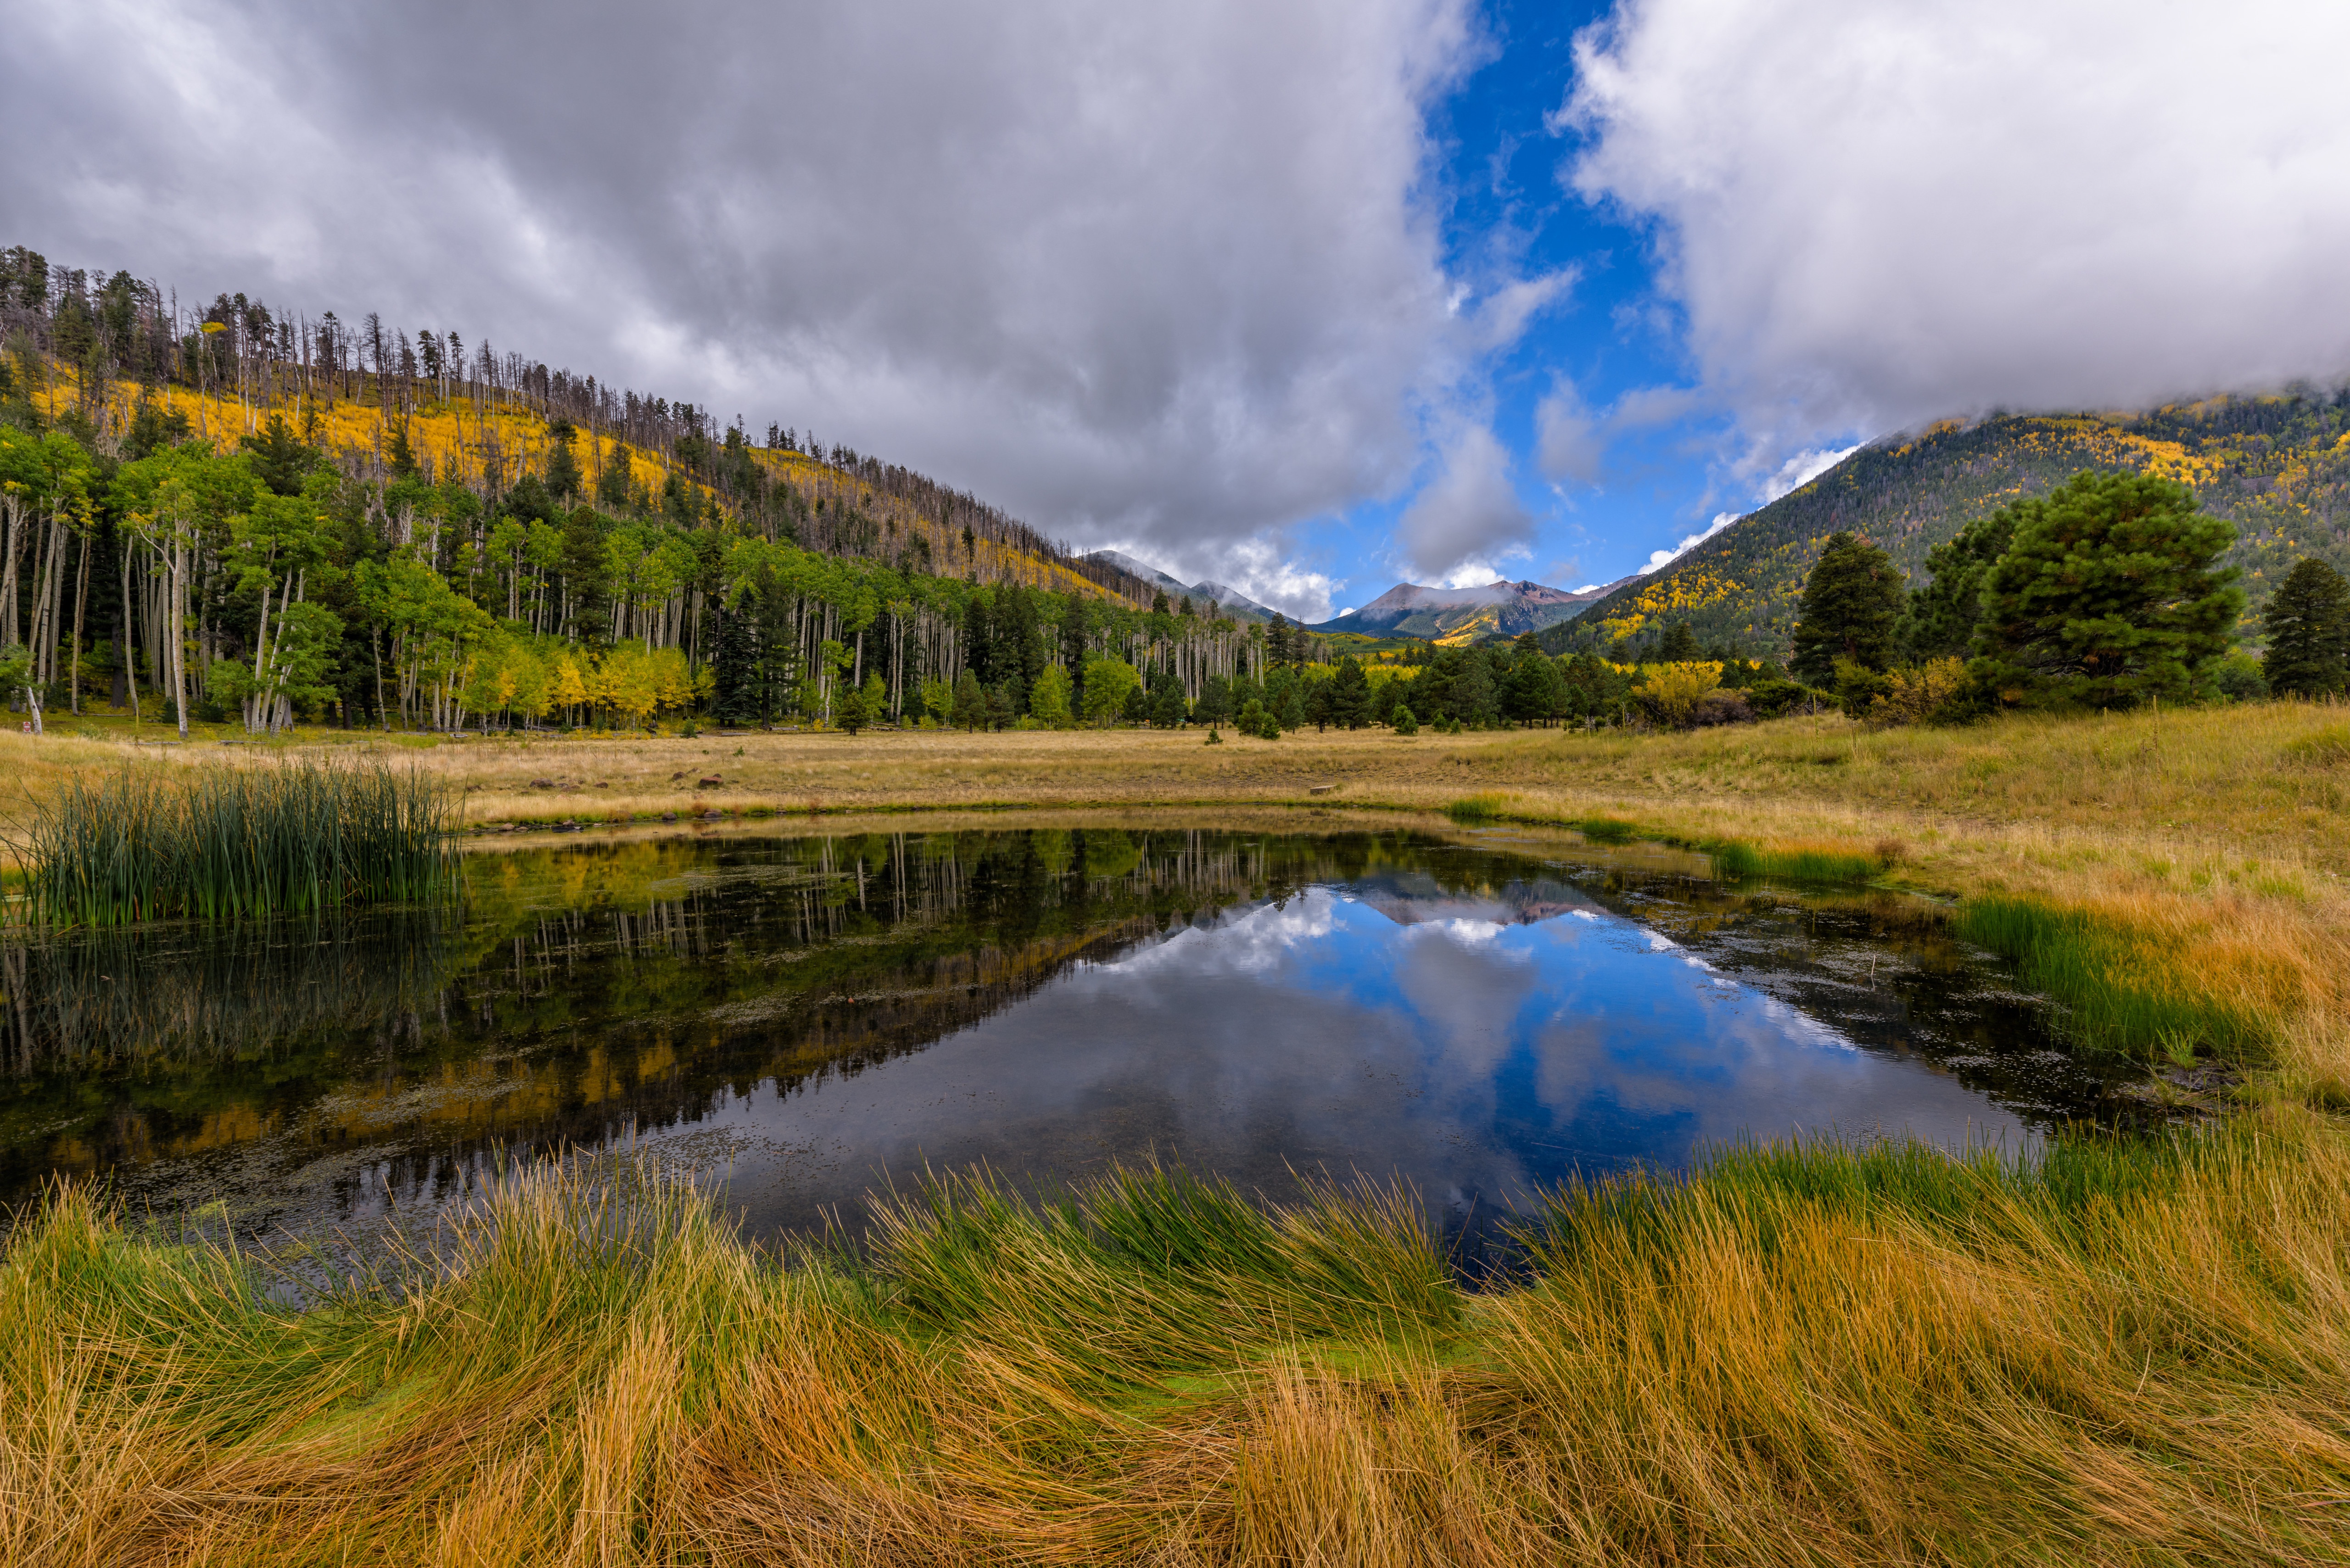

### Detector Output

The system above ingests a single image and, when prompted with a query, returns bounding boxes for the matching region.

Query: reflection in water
[0,827,2136,1246]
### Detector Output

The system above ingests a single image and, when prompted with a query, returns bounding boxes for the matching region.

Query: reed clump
[14,761,453,926]
[6,1126,2349,1565]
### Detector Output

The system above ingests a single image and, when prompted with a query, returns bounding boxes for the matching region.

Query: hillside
[1082,549,1276,621]
[1315,578,1614,643]
[1545,393,2350,656]
[0,249,1156,610]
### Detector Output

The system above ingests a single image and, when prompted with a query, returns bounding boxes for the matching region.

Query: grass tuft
[14,760,453,926]
[1444,791,1512,823]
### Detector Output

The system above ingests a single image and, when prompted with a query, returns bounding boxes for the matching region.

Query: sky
[6,0,2349,621]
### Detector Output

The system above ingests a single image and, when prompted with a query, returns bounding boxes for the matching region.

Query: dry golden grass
[6,1128,2348,1565]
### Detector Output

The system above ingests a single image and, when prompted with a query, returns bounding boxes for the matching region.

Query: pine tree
[1790,532,1904,685]
[1972,472,2241,710]
[2261,557,2350,697]
[1903,509,2015,659]
[1327,656,1372,729]
[1659,621,1698,663]
[709,601,763,725]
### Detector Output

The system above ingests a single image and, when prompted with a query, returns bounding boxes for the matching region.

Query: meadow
[3,700,2347,1563]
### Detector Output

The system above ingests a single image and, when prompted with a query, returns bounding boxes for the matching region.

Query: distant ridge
[1309,577,1626,643]
[1082,549,1277,622]
[1541,393,2350,657]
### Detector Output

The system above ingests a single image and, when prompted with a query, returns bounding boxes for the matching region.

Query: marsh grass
[15,761,452,926]
[6,1124,2347,1565]
[1444,791,1512,823]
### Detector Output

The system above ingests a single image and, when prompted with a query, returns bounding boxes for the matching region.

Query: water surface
[0,824,2136,1246]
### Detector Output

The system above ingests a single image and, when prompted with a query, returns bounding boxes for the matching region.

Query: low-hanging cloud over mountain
[3,0,1556,597]
[1562,0,2350,458]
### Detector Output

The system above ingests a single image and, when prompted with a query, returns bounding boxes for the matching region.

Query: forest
[0,247,1334,738]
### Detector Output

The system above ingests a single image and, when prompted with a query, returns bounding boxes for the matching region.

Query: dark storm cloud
[3,0,1550,597]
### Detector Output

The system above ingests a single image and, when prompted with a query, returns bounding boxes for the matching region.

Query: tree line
[1783,470,2348,722]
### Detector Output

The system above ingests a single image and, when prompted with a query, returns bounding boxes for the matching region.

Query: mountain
[1310,578,1624,643]
[1081,549,1278,621]
[1544,393,2350,656]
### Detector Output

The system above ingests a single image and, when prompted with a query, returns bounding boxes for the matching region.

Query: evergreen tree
[709,600,763,725]
[1658,620,1699,663]
[1790,532,1905,685]
[2261,557,2350,697]
[949,668,987,731]
[1972,472,2241,710]
[240,414,318,497]
[1275,681,1306,731]
[1504,650,1566,724]
[1903,509,2015,660]
[1326,656,1372,729]
[1148,670,1187,728]
[544,418,582,500]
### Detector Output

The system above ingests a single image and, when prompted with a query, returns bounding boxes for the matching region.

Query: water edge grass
[11,760,455,926]
[5,1121,2347,1564]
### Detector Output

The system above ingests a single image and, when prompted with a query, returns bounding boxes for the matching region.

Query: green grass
[1956,894,2259,1061]
[1443,791,1511,823]
[13,760,454,926]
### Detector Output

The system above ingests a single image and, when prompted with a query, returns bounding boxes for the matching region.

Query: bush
[1640,661,1724,728]
[1391,704,1418,736]
[1689,689,1752,726]
[1870,657,1973,725]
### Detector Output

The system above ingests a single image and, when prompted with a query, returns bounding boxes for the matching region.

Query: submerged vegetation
[5,1123,2347,1563]
[14,760,451,925]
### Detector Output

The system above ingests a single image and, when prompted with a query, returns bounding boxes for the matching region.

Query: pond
[0,820,2145,1253]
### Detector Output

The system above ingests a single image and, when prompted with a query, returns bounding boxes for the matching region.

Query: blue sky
[1302,0,1746,608]
[7,0,2345,620]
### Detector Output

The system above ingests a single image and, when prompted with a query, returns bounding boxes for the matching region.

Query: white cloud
[1534,379,1605,484]
[1564,0,2350,445]
[1639,511,1738,575]
[1759,443,1855,503]
[1394,422,1536,580]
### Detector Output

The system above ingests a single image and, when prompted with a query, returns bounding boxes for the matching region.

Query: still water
[0,824,2137,1245]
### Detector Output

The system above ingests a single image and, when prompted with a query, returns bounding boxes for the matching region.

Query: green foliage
[1971,472,2242,711]
[1389,703,1417,736]
[1790,532,1904,684]
[1080,657,1138,726]
[2260,556,2350,697]
[237,413,318,497]
[1902,508,2015,660]
[1027,663,1074,728]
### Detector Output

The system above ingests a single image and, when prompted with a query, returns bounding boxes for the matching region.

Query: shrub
[1871,657,1972,725]
[1391,704,1418,736]
[1640,661,1724,728]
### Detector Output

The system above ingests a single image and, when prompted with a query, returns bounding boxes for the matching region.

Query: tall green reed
[15,760,455,926]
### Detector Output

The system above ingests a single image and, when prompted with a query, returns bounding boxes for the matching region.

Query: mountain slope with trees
[1544,395,2350,659]
[0,245,1309,737]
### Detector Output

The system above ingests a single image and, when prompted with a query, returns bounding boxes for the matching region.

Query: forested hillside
[1546,394,2350,657]
[0,247,1306,736]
